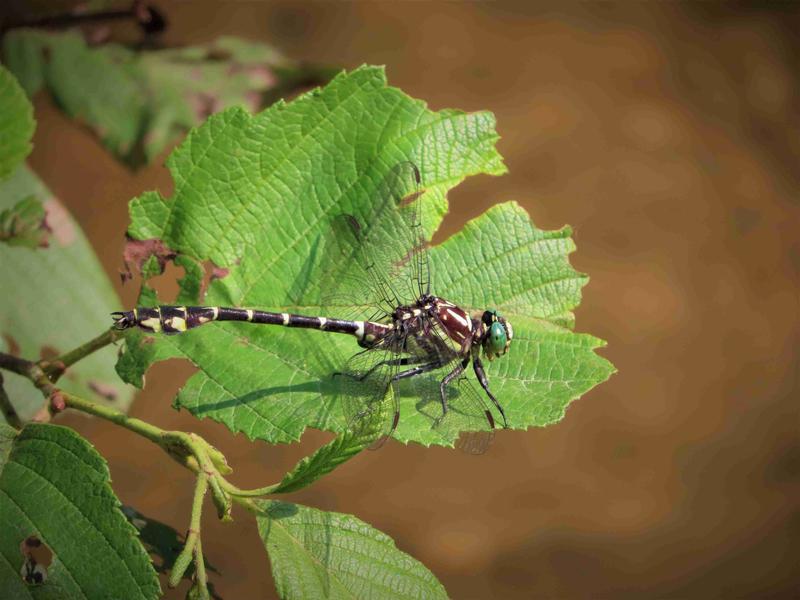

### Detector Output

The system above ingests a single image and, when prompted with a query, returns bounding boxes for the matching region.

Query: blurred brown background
[14,1,800,598]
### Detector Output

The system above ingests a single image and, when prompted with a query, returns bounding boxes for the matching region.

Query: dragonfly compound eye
[487,321,508,358]
[481,310,512,359]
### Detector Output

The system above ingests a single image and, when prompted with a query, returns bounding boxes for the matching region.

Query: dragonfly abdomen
[111,305,391,341]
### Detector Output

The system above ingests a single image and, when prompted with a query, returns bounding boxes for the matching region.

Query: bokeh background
[8,1,800,598]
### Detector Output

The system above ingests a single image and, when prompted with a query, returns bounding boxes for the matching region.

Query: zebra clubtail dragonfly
[112,163,512,452]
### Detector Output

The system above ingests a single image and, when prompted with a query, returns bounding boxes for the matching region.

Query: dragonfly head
[480,309,513,361]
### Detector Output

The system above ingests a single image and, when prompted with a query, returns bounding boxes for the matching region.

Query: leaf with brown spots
[2,30,335,166]
[0,167,135,422]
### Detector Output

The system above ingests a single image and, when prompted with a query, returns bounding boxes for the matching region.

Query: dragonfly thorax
[391,296,513,363]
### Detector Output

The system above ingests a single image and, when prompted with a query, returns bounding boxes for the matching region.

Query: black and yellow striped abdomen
[111,305,391,343]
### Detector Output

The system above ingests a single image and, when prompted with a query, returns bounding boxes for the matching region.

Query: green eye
[489,322,507,355]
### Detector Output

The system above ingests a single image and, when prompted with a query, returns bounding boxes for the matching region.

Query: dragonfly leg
[335,356,426,382]
[391,361,441,382]
[357,356,424,381]
[473,356,508,428]
[438,358,469,416]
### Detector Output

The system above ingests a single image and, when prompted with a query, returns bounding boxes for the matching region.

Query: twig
[42,327,125,381]
[220,479,280,498]
[0,373,22,428]
[193,538,210,600]
[1,346,283,499]
[1,1,166,36]
[169,473,208,588]
[0,351,33,378]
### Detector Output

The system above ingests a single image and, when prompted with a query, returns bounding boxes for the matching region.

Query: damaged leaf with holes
[0,423,160,598]
[115,65,615,449]
[1,29,335,165]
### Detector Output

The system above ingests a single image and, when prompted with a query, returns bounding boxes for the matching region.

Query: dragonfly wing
[448,376,496,455]
[335,337,401,448]
[318,162,430,320]
[392,317,494,454]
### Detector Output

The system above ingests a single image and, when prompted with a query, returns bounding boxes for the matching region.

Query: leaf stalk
[169,472,209,589]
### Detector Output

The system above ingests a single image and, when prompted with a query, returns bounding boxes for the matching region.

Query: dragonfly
[112,162,513,453]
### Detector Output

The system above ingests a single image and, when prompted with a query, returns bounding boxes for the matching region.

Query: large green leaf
[0,63,34,180]
[1,30,332,165]
[0,423,160,599]
[115,65,613,447]
[0,63,134,422]
[256,500,447,600]
[0,166,135,422]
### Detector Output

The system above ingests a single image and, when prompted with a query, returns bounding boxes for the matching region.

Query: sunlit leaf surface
[115,65,613,447]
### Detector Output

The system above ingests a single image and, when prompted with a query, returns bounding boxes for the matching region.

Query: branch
[169,473,209,592]
[1,345,291,501]
[0,373,22,428]
[41,327,126,381]
[0,351,33,378]
[1,1,167,37]
[0,335,300,573]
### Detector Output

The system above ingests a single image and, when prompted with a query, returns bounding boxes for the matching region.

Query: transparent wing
[315,162,492,452]
[447,377,496,455]
[403,318,496,454]
[334,336,402,449]
[318,162,430,321]
[335,319,495,452]
[428,326,495,454]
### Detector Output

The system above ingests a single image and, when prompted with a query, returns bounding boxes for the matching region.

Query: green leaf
[4,30,145,161]
[0,63,34,180]
[2,30,331,165]
[431,202,585,328]
[116,65,613,448]
[271,401,384,494]
[0,29,47,96]
[0,166,134,423]
[388,201,615,446]
[0,423,160,599]
[256,500,447,600]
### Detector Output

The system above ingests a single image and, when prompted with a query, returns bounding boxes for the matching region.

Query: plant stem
[1,0,166,36]
[42,328,125,381]
[0,344,284,501]
[169,472,209,588]
[0,326,124,386]
[0,352,32,378]
[62,392,165,445]
[221,480,280,497]
[0,373,22,429]
[193,538,210,600]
